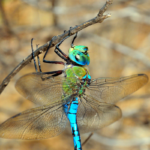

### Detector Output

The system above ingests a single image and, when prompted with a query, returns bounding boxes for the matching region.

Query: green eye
[69,46,90,65]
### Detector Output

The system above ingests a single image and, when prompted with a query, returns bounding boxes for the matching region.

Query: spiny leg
[71,32,78,48]
[31,38,38,72]
[31,38,63,78]
[54,27,78,62]
[54,30,71,62]
[31,28,78,78]
[40,70,63,80]
[43,37,65,65]
[31,39,43,72]
[43,28,78,64]
[36,44,42,72]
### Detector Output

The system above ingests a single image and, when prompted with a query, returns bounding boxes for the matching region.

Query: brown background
[0,0,150,150]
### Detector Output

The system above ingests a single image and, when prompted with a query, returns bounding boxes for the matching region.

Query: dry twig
[0,0,113,94]
[82,133,93,146]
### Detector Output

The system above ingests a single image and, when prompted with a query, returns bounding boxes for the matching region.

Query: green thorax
[62,64,90,97]
[65,64,90,79]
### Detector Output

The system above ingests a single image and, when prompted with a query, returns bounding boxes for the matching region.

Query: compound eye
[84,47,88,51]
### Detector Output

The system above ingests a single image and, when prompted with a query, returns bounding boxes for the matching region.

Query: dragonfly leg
[36,44,42,72]
[31,38,62,73]
[54,27,78,62]
[71,31,78,48]
[31,38,38,72]
[31,38,64,76]
[43,37,65,65]
[54,29,72,62]
[38,70,63,80]
[44,27,78,64]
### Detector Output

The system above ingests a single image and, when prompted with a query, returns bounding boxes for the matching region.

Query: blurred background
[0,0,150,150]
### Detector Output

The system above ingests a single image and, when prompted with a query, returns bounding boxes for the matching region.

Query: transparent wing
[0,101,68,140]
[77,74,148,133]
[77,96,122,133]
[86,74,148,104]
[15,72,79,105]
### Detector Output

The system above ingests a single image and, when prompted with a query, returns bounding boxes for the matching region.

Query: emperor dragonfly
[0,30,148,150]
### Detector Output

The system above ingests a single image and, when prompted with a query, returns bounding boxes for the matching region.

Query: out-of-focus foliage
[0,0,150,150]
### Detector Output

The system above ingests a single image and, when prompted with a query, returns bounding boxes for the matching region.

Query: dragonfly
[0,29,148,150]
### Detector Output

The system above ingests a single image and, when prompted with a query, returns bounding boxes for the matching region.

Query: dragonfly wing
[86,74,148,104]
[0,101,68,140]
[77,96,122,133]
[15,73,78,106]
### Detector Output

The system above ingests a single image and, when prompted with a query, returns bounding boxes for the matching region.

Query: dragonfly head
[68,45,90,66]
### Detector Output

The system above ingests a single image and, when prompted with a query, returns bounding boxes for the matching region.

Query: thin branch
[82,132,93,146]
[0,0,113,94]
[97,0,112,17]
